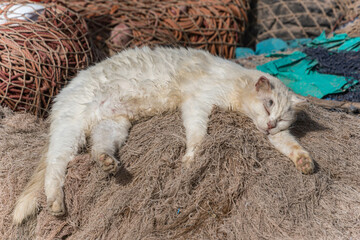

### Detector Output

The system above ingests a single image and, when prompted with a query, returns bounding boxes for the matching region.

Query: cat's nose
[267,121,276,129]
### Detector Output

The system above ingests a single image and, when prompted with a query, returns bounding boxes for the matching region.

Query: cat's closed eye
[279,118,290,122]
[264,99,274,115]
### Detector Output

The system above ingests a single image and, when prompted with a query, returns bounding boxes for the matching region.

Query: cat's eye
[268,99,274,107]
[264,99,274,108]
[263,99,274,116]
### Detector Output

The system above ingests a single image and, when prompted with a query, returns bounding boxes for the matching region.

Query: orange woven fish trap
[0,1,94,117]
[61,0,250,59]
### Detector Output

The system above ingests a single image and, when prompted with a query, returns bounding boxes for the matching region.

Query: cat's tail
[12,144,48,225]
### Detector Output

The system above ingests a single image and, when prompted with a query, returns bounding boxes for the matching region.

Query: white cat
[13,46,314,224]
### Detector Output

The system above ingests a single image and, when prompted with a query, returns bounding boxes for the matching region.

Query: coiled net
[0,1,94,117]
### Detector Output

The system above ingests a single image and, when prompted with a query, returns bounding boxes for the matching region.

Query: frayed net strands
[60,0,250,59]
[0,1,94,117]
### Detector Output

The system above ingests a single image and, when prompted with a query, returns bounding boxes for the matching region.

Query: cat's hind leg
[91,116,131,174]
[181,98,212,168]
[45,118,87,216]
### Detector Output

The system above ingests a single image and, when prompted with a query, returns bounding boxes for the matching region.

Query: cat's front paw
[294,152,314,174]
[181,152,195,169]
[98,153,119,174]
[47,195,66,216]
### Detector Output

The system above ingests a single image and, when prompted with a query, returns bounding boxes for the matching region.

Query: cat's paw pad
[47,198,65,216]
[99,153,119,174]
[295,153,314,175]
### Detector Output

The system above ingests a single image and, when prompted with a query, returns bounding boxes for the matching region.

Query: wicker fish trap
[0,1,94,117]
[61,0,250,59]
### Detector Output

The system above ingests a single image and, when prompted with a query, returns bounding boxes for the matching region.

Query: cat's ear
[291,94,307,107]
[255,76,271,93]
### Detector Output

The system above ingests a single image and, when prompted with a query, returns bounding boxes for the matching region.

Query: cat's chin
[268,128,285,135]
[258,127,280,136]
[268,128,282,135]
[257,127,270,135]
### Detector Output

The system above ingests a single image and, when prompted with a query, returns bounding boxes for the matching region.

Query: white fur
[13,46,314,224]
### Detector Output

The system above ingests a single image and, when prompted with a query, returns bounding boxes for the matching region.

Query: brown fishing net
[245,0,345,47]
[59,0,250,59]
[337,0,359,21]
[0,1,94,117]
[335,0,360,37]
[1,102,360,239]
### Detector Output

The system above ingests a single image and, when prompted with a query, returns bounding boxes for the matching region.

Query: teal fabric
[257,51,350,98]
[256,33,359,98]
[235,38,311,59]
[235,47,255,58]
[287,38,312,48]
[308,32,360,51]
[255,38,289,55]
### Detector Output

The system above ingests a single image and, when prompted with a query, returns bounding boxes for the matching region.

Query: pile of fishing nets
[245,0,345,47]
[0,1,94,117]
[59,0,250,59]
[0,102,359,239]
[1,1,360,239]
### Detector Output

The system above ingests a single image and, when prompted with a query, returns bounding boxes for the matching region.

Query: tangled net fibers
[1,104,360,239]
[0,2,94,117]
[61,0,250,59]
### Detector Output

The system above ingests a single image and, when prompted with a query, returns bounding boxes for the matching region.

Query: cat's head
[247,75,306,135]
